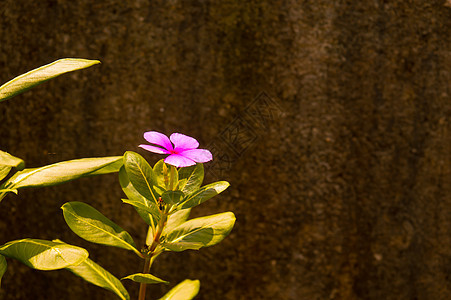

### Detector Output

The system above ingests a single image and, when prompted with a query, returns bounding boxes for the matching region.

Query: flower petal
[170,133,199,150]
[179,149,212,163]
[139,144,171,154]
[143,131,173,151]
[164,154,196,167]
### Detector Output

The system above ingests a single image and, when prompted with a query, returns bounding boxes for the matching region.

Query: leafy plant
[0,60,235,299]
[59,150,234,299]
[0,59,124,293]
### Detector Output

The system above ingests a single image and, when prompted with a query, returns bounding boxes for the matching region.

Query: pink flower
[139,131,213,167]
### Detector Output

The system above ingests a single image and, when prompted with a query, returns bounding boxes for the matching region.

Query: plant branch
[138,209,168,300]
[138,256,152,300]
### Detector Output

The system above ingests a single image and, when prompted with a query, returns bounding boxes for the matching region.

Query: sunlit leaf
[123,151,158,203]
[0,151,25,182]
[67,257,130,300]
[178,164,203,195]
[153,160,180,191]
[0,188,17,194]
[0,58,100,102]
[153,159,169,190]
[119,167,159,228]
[88,159,124,176]
[121,198,160,223]
[4,156,122,189]
[163,209,191,236]
[61,202,140,257]
[162,191,184,206]
[122,273,168,285]
[0,166,11,182]
[158,279,200,300]
[0,239,88,270]
[164,212,235,252]
[0,150,25,170]
[178,181,229,210]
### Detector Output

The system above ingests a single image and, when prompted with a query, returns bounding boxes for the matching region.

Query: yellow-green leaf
[0,254,6,287]
[164,212,235,252]
[159,279,200,300]
[61,202,141,257]
[0,239,88,270]
[122,273,168,285]
[67,257,130,300]
[0,58,100,102]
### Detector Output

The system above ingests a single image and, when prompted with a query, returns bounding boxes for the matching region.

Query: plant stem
[138,256,152,300]
[138,165,174,299]
[138,211,168,300]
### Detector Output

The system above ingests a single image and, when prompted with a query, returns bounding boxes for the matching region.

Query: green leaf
[178,181,230,210]
[0,58,100,102]
[0,150,25,170]
[153,160,181,192]
[4,156,122,189]
[0,166,10,182]
[121,198,160,223]
[163,209,191,236]
[0,239,88,270]
[0,254,6,287]
[123,151,158,203]
[153,159,169,190]
[0,188,18,194]
[162,191,184,206]
[159,279,200,300]
[122,273,168,285]
[67,257,130,300]
[0,151,25,182]
[178,164,204,195]
[61,202,140,256]
[0,166,12,182]
[119,167,159,228]
[88,158,124,176]
[164,212,235,252]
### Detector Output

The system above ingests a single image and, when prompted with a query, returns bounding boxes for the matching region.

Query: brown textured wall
[1,1,451,299]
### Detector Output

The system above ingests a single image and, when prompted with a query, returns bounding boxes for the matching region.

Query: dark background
[1,1,451,299]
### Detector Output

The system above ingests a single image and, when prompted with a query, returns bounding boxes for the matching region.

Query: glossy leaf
[0,254,6,287]
[178,164,203,195]
[88,159,124,176]
[4,156,122,189]
[0,166,11,182]
[0,188,17,194]
[61,202,140,256]
[121,198,160,223]
[153,160,180,190]
[119,167,159,228]
[163,209,191,236]
[162,191,184,206]
[178,181,230,210]
[0,151,25,182]
[159,279,200,300]
[164,212,235,252]
[122,273,168,285]
[0,58,100,102]
[67,257,130,300]
[0,239,88,270]
[0,150,25,170]
[153,159,169,190]
[123,151,158,203]
[0,188,18,204]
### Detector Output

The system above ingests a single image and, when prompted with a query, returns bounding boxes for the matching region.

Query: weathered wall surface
[1,1,450,299]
